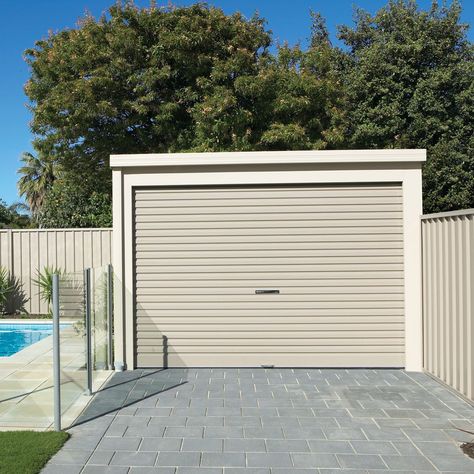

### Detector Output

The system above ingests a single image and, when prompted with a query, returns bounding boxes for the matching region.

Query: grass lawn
[0,431,69,474]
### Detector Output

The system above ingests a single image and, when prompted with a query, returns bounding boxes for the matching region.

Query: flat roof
[110,149,426,168]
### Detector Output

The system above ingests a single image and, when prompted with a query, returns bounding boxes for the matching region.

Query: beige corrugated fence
[0,228,112,315]
[422,209,474,401]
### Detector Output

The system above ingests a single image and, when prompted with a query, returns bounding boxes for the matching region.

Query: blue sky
[0,0,472,205]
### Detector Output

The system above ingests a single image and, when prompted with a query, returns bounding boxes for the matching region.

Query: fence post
[52,273,61,431]
[107,264,114,370]
[84,268,92,395]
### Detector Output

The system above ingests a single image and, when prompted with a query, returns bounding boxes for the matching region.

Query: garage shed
[111,150,425,371]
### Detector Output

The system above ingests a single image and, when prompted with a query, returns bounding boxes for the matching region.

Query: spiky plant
[0,267,13,313]
[33,266,63,316]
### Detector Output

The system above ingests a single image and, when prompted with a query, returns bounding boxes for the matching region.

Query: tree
[38,179,112,228]
[17,151,56,218]
[190,11,344,152]
[0,200,32,229]
[24,2,271,183]
[335,0,474,212]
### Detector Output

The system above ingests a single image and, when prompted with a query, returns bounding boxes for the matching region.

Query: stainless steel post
[52,273,61,431]
[107,264,113,370]
[85,268,92,395]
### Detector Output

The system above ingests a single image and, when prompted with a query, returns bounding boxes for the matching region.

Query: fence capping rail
[421,208,474,220]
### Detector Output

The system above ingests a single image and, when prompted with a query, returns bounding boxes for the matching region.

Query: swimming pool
[0,323,66,357]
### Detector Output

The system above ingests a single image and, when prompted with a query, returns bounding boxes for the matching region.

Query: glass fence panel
[0,318,57,429]
[90,265,112,391]
[58,271,87,421]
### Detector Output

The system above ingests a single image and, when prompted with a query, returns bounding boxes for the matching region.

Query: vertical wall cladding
[0,228,112,315]
[422,212,474,401]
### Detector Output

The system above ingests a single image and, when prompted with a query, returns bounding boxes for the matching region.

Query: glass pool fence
[52,264,113,430]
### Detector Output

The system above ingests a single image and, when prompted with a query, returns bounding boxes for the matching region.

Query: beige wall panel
[134,184,404,368]
[422,212,474,401]
[0,229,112,314]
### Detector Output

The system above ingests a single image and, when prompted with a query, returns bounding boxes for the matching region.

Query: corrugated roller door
[134,184,404,367]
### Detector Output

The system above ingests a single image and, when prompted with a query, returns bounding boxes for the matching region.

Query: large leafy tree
[24,2,271,182]
[335,0,474,212]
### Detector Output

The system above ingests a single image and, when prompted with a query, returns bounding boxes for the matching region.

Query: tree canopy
[0,201,31,229]
[21,0,474,226]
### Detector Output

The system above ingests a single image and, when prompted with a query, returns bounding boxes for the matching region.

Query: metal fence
[52,265,113,430]
[422,209,474,401]
[0,228,112,315]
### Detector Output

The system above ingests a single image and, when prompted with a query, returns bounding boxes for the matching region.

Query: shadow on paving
[71,368,188,426]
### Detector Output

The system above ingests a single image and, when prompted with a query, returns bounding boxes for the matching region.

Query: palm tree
[17,152,56,218]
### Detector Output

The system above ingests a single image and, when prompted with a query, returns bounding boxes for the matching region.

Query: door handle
[255,289,280,294]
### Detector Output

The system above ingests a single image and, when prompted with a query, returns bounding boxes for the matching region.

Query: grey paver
[246,453,292,467]
[111,451,157,466]
[224,469,269,474]
[291,453,340,468]
[135,407,172,417]
[337,453,387,469]
[201,452,246,467]
[82,467,129,474]
[140,437,182,451]
[382,454,436,470]
[181,438,223,452]
[272,470,317,474]
[125,426,166,437]
[97,436,141,451]
[87,451,115,465]
[362,426,408,441]
[130,469,176,474]
[324,427,367,440]
[224,439,266,452]
[265,439,309,452]
[205,427,244,438]
[402,427,451,442]
[283,426,324,439]
[49,449,93,465]
[245,427,285,439]
[307,439,354,453]
[41,465,83,474]
[164,426,204,438]
[177,469,222,474]
[351,440,399,455]
[156,451,201,467]
[225,416,261,427]
[63,435,103,451]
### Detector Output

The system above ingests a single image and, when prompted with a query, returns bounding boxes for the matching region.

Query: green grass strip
[0,431,70,474]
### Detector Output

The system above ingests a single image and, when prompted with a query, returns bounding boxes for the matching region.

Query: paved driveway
[43,369,474,473]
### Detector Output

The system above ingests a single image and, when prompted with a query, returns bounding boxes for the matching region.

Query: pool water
[0,323,59,356]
